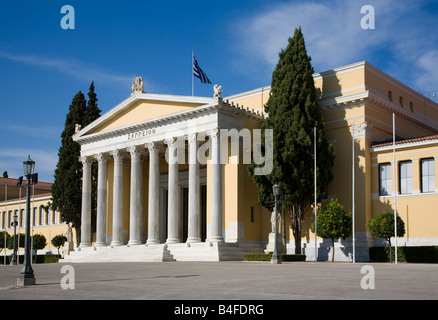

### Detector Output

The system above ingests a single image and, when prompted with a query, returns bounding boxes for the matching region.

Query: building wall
[0,195,72,254]
[228,61,438,254]
[371,141,438,244]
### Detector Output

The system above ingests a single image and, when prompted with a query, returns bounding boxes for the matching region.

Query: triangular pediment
[75,93,217,138]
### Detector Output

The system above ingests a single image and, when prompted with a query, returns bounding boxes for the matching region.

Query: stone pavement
[0,261,437,304]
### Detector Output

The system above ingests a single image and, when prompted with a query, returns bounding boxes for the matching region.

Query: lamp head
[272,184,280,197]
[23,155,35,178]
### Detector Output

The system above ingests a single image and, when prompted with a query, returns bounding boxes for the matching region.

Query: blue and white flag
[193,56,211,84]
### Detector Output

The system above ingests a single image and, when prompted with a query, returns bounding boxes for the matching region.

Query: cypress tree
[249,27,334,254]
[51,91,87,244]
[84,81,101,127]
[51,82,102,245]
[84,81,101,236]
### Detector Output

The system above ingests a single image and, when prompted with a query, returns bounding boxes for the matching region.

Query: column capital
[110,149,126,160]
[185,132,198,144]
[146,141,159,155]
[164,137,177,147]
[207,128,220,140]
[79,156,93,164]
[95,153,110,164]
[128,145,144,157]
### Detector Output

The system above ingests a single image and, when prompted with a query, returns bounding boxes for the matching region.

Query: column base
[110,241,124,247]
[186,237,201,243]
[166,238,180,244]
[146,239,161,245]
[207,237,224,242]
[80,243,91,248]
[127,240,142,246]
[94,242,107,247]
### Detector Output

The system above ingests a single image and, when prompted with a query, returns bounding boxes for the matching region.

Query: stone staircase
[61,244,175,263]
[61,241,264,263]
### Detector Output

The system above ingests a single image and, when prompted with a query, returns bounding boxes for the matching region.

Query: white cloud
[4,124,62,140]
[0,148,58,183]
[413,50,438,93]
[0,51,143,90]
[231,0,431,80]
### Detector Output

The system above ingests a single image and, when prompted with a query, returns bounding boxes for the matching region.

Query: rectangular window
[379,163,392,195]
[421,158,435,193]
[388,90,393,102]
[399,161,413,194]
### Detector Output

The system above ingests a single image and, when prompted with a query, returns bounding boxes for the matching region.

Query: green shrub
[369,246,438,263]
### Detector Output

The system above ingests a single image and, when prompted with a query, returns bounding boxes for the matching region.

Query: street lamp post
[271,184,281,264]
[11,214,18,265]
[17,155,37,286]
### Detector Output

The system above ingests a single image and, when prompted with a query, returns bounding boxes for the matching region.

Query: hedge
[244,253,306,262]
[0,254,62,265]
[369,246,438,263]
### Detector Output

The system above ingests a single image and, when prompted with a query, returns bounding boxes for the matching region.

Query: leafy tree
[311,199,352,261]
[51,83,101,245]
[7,233,25,250]
[0,231,11,253]
[248,27,334,254]
[51,234,68,256]
[367,211,405,263]
[32,233,47,263]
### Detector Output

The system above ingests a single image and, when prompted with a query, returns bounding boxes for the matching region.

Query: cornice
[73,98,264,144]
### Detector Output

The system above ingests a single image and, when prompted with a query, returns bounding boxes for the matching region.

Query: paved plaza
[1,261,437,302]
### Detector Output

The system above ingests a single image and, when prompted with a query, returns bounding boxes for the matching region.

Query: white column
[95,153,109,247]
[110,150,125,246]
[80,156,92,247]
[146,142,161,244]
[128,146,144,245]
[187,133,201,243]
[208,128,224,242]
[165,137,180,244]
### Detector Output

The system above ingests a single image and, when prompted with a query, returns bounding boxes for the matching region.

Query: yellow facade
[0,178,73,256]
[4,61,437,262]
[228,61,438,260]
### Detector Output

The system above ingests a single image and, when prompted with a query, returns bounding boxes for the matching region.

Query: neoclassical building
[63,61,438,262]
[0,177,72,257]
[66,82,270,262]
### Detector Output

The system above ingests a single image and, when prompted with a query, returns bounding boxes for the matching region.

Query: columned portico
[70,91,266,262]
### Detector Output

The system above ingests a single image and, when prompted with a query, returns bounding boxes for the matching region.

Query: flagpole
[314,127,317,263]
[393,113,398,264]
[3,184,7,265]
[352,121,355,263]
[192,50,194,96]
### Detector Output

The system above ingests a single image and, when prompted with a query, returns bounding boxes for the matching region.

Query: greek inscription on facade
[127,128,156,140]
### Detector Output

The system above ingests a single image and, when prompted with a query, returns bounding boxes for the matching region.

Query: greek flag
[193,56,211,84]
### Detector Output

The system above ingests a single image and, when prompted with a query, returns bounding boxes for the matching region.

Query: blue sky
[1,0,438,182]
